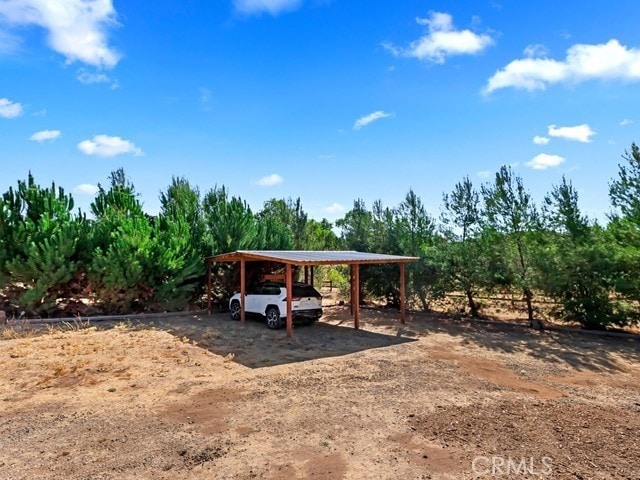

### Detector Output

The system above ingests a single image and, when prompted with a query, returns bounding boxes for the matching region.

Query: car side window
[262,285,280,296]
[247,284,262,295]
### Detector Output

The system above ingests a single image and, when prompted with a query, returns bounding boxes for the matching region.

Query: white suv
[229,282,323,329]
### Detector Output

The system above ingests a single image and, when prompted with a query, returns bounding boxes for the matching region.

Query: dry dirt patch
[1,308,639,479]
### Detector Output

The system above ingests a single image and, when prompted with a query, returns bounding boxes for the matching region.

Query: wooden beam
[207,261,212,314]
[400,262,406,324]
[354,263,360,330]
[240,259,246,324]
[286,263,293,337]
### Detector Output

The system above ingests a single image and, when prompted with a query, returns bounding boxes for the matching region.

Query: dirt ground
[1,307,639,479]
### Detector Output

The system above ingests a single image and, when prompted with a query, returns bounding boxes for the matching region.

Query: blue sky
[1,0,639,223]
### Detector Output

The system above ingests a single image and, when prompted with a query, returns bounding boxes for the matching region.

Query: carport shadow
[84,306,639,372]
[137,311,417,368]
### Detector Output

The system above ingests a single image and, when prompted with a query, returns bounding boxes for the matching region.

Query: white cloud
[477,170,491,178]
[0,0,121,69]
[384,11,493,63]
[29,129,61,142]
[73,183,99,195]
[255,173,283,187]
[234,0,302,15]
[485,39,640,94]
[526,153,565,170]
[325,202,345,214]
[620,118,633,126]
[533,135,550,145]
[77,134,143,157]
[523,44,548,58]
[76,68,118,88]
[354,111,391,130]
[548,124,595,143]
[0,97,23,118]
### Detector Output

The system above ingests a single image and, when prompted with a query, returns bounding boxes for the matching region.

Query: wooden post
[304,265,309,284]
[350,265,354,316]
[400,262,406,324]
[207,260,212,314]
[354,263,360,330]
[240,259,246,324]
[310,265,314,286]
[286,263,293,337]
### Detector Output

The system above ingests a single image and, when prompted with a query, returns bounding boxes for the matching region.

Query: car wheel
[265,307,282,330]
[229,301,241,321]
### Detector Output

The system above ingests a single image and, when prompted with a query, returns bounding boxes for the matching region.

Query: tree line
[1,144,640,329]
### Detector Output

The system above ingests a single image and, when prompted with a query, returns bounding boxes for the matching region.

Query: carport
[205,250,419,337]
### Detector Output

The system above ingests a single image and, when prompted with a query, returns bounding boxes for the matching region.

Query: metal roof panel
[206,250,419,265]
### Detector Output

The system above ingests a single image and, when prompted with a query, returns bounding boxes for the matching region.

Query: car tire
[265,306,282,330]
[229,300,241,321]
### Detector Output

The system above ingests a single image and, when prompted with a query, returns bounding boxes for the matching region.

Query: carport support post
[310,266,314,286]
[286,263,293,337]
[304,265,309,284]
[240,259,246,324]
[400,262,406,324]
[354,263,360,330]
[350,265,355,316]
[207,260,212,313]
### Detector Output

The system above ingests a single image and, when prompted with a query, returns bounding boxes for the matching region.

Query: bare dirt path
[1,307,639,479]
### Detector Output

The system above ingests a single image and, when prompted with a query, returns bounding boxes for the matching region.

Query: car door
[260,284,282,315]
[244,284,262,314]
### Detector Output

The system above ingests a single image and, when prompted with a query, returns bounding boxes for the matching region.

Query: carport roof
[206,250,419,266]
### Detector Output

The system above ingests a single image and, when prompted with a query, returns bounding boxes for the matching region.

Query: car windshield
[292,284,321,297]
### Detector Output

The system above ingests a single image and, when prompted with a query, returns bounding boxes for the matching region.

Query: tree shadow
[400,311,640,373]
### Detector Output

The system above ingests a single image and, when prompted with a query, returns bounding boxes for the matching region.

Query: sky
[1,0,640,223]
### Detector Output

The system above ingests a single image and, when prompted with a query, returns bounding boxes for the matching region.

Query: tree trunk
[466,289,479,317]
[524,288,542,329]
[417,290,429,311]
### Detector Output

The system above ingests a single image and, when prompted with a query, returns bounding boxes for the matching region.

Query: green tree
[256,215,294,250]
[608,143,640,318]
[203,186,258,254]
[364,200,400,306]
[304,218,339,250]
[154,177,205,310]
[336,199,372,252]
[2,174,87,315]
[440,176,485,317]
[88,169,202,313]
[160,176,205,254]
[482,166,542,328]
[393,189,437,310]
[539,177,623,328]
[258,197,308,249]
[609,143,640,222]
[88,170,154,313]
